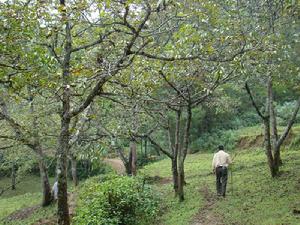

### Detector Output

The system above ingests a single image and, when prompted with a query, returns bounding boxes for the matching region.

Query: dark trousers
[216,166,228,197]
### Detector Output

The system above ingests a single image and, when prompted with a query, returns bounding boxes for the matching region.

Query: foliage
[74,175,159,225]
[190,129,239,153]
[277,101,300,125]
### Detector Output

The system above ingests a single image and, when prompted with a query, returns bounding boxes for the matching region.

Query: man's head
[218,145,224,151]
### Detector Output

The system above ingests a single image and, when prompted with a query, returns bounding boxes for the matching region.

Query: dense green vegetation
[1,128,299,224]
[74,175,159,225]
[0,0,299,224]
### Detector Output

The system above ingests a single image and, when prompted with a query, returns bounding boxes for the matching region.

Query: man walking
[212,145,232,197]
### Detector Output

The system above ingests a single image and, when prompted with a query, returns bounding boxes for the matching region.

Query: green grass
[235,124,300,138]
[141,153,214,225]
[142,148,300,225]
[0,175,56,198]
[0,192,41,220]
[1,124,300,225]
[214,148,300,225]
[0,175,73,224]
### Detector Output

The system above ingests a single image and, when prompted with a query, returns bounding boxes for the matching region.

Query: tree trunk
[71,155,78,187]
[144,139,148,158]
[130,140,137,176]
[57,1,72,222]
[11,162,16,190]
[268,77,282,166]
[171,158,179,195]
[38,157,53,206]
[273,145,281,175]
[177,159,185,202]
[177,104,192,202]
[173,110,181,197]
[57,114,71,225]
[29,94,53,207]
[263,118,275,177]
[116,146,131,175]
[265,80,276,177]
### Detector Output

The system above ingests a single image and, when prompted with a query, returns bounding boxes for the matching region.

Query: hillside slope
[142,148,300,225]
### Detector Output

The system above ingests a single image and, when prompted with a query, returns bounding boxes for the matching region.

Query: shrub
[74,175,159,225]
[190,129,239,153]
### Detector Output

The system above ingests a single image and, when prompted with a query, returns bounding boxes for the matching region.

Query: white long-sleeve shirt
[52,181,58,200]
[212,150,232,169]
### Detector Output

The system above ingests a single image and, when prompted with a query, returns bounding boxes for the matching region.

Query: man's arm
[227,154,232,164]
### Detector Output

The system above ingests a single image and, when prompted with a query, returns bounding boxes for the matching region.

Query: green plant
[190,129,239,153]
[74,175,159,225]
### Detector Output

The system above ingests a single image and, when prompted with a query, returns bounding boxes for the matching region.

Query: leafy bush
[276,101,300,125]
[190,129,239,153]
[74,175,159,225]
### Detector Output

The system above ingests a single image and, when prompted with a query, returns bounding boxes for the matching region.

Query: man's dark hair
[218,145,224,150]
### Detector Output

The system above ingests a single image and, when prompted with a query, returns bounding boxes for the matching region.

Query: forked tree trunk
[268,78,282,166]
[246,79,300,178]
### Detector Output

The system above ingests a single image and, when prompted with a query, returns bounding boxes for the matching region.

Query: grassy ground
[1,125,299,225]
[214,148,300,225]
[141,153,214,225]
[142,147,300,225]
[0,176,56,198]
[0,176,64,225]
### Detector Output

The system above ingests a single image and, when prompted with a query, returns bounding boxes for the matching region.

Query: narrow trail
[190,184,224,225]
[103,158,126,174]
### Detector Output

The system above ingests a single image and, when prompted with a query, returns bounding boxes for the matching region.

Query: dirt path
[103,158,126,174]
[5,205,41,221]
[190,184,224,225]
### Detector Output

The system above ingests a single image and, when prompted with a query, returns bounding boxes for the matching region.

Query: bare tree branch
[245,82,267,120]
[277,96,300,147]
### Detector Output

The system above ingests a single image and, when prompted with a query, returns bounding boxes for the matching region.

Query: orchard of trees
[0,0,299,225]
